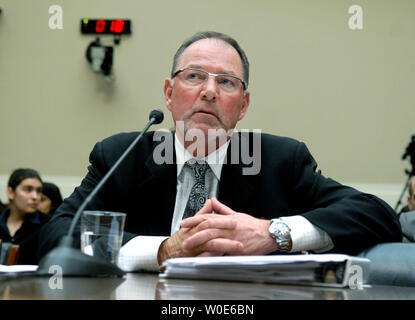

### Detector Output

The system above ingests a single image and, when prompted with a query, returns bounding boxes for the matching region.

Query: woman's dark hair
[171,31,250,88]
[41,182,63,214]
[8,168,43,190]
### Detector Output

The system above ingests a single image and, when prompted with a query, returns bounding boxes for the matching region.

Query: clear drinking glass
[80,211,126,264]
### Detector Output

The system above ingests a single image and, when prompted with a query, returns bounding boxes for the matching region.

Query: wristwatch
[268,219,292,252]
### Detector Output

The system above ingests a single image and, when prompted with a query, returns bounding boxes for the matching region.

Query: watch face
[277,222,290,234]
[269,220,292,252]
[269,221,291,238]
[273,222,288,235]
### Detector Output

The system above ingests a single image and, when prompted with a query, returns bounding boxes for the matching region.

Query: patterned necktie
[182,161,209,219]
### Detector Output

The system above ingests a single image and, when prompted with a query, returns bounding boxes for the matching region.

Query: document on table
[159,254,370,288]
[0,265,38,273]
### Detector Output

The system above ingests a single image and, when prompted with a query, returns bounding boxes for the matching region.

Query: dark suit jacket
[0,209,50,264]
[38,131,402,259]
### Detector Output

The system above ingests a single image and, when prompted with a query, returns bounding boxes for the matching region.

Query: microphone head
[149,109,164,124]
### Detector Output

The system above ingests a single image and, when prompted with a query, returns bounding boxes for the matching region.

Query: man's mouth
[194,108,216,117]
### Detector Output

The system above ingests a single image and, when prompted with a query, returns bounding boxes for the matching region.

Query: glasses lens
[177,68,243,92]
[181,69,207,85]
[216,75,239,92]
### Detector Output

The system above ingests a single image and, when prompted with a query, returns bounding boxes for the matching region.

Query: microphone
[149,109,164,124]
[36,109,164,277]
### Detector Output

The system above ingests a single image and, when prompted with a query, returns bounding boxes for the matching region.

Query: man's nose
[200,76,217,102]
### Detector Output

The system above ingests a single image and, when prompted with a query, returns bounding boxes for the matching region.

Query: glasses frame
[172,67,247,92]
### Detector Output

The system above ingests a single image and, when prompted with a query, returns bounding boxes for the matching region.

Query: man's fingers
[195,198,213,216]
[180,199,214,228]
[194,238,243,255]
[181,213,237,229]
[183,228,232,250]
[181,197,235,230]
[211,197,235,215]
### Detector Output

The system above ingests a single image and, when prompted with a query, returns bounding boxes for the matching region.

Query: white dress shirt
[118,134,333,272]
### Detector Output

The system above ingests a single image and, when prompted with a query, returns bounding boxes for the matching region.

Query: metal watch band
[268,218,292,253]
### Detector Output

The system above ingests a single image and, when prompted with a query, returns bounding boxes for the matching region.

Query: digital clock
[81,19,131,35]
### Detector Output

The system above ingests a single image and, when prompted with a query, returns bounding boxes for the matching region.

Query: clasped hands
[158,197,278,265]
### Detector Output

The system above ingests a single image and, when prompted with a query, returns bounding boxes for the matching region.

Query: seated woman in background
[0,168,50,264]
[38,182,63,215]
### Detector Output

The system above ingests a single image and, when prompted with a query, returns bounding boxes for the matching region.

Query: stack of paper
[160,254,370,288]
[0,265,38,273]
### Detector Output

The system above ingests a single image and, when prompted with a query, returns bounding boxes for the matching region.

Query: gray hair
[171,31,250,88]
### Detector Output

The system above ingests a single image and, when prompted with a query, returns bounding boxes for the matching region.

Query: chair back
[0,241,20,265]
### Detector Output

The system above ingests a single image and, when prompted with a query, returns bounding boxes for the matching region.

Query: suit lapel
[135,132,177,234]
[132,131,260,233]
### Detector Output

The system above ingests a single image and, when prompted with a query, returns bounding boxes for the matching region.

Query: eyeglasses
[172,67,247,93]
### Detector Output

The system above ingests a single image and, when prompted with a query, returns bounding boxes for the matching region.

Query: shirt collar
[174,133,230,180]
[27,211,41,224]
[0,209,41,227]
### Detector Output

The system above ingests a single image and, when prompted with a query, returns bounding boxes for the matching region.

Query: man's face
[7,178,42,215]
[408,179,415,211]
[164,38,250,141]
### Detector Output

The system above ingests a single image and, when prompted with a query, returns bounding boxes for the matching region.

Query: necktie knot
[186,161,209,182]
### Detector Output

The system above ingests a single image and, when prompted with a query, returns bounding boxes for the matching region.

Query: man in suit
[407,176,415,211]
[399,176,415,242]
[38,31,402,271]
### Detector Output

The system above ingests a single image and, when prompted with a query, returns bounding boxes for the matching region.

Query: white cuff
[279,216,334,253]
[117,236,168,272]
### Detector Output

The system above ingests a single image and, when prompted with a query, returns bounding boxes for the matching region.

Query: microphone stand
[36,110,164,277]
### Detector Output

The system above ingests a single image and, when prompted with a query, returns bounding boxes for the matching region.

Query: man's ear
[238,90,250,121]
[164,78,173,112]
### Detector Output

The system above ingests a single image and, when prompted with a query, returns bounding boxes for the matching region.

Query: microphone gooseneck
[66,110,163,239]
[37,109,164,277]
